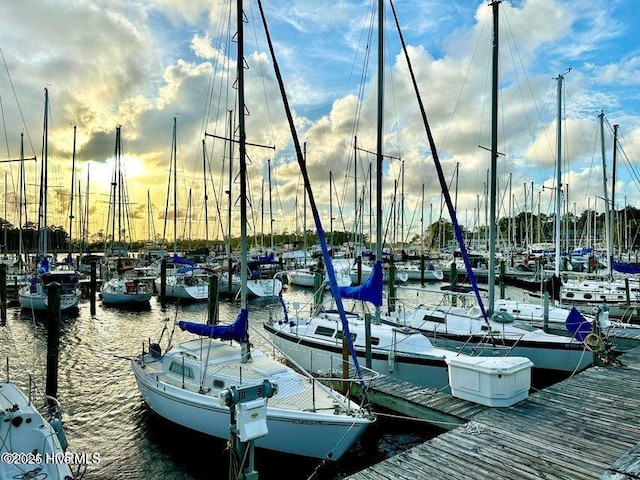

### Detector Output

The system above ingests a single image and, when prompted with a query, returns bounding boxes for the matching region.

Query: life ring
[584,333,602,350]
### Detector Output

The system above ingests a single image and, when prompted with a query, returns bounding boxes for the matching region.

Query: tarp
[172,254,196,267]
[565,307,592,342]
[250,251,275,262]
[338,261,383,307]
[38,257,50,275]
[611,258,640,275]
[178,309,248,343]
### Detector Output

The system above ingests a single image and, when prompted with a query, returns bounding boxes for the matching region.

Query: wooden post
[46,282,61,404]
[388,260,396,313]
[90,261,97,316]
[543,291,549,333]
[450,261,458,306]
[208,274,219,325]
[0,264,6,324]
[313,271,323,309]
[160,258,167,306]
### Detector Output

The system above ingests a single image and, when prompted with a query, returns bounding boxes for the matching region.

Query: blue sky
[0,0,639,245]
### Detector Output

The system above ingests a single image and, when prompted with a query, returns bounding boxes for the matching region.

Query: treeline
[2,205,639,255]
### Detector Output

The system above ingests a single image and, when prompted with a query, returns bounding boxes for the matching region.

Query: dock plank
[346,346,640,480]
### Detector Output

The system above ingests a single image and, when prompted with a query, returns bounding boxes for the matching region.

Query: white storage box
[445,356,533,407]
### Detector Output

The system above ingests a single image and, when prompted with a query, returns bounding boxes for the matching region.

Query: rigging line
[389,0,488,322]
[257,0,367,386]
[246,1,276,150]
[501,4,547,180]
[0,48,36,157]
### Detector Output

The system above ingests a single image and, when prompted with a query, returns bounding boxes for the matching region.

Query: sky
[1,0,639,249]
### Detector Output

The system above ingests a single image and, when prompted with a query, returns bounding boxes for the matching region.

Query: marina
[2,280,640,479]
[1,1,640,479]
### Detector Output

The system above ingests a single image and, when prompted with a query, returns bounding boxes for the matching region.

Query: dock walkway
[346,348,640,479]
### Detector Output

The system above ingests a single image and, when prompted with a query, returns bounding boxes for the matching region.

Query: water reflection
[1,287,441,479]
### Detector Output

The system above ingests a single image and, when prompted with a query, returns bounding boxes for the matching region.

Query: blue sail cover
[37,257,50,275]
[565,307,592,341]
[178,309,249,343]
[172,254,196,267]
[338,261,383,307]
[250,251,275,262]
[611,258,640,275]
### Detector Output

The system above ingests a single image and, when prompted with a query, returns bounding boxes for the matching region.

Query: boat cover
[565,307,592,341]
[178,309,249,343]
[338,261,383,307]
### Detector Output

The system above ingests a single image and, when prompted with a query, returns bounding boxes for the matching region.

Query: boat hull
[131,360,370,460]
[264,322,451,391]
[0,382,73,480]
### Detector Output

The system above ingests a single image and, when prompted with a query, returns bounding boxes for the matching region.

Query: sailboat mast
[487,0,499,315]
[599,110,612,277]
[611,124,618,259]
[42,87,49,260]
[237,0,248,311]
[227,109,233,292]
[268,158,273,251]
[368,0,384,367]
[202,138,209,243]
[554,74,564,278]
[172,117,178,255]
[68,125,77,259]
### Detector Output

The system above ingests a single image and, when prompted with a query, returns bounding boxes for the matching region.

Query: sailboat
[132,1,373,461]
[0,379,73,479]
[266,1,537,399]
[383,3,601,374]
[552,114,640,320]
[100,127,153,307]
[18,88,81,312]
[153,117,210,302]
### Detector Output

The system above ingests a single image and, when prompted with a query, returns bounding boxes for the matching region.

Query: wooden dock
[346,348,640,480]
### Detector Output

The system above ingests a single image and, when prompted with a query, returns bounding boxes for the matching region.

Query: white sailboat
[132,2,373,461]
[0,381,74,480]
[100,127,153,307]
[383,2,602,375]
[154,117,210,302]
[18,88,81,312]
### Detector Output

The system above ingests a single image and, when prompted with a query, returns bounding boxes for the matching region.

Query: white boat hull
[219,274,283,298]
[131,344,372,460]
[264,315,452,391]
[0,382,73,480]
[101,278,152,305]
[18,288,80,311]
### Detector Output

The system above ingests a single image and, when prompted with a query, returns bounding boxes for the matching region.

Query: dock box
[445,356,533,407]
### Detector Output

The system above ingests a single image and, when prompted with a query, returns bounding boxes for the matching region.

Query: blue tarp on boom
[178,309,249,343]
[338,261,383,307]
[173,254,196,267]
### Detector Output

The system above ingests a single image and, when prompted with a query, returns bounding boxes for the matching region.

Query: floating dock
[346,348,640,479]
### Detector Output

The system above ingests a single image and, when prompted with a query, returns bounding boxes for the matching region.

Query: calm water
[0,283,446,480]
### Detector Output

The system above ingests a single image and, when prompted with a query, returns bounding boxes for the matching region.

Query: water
[0,284,445,480]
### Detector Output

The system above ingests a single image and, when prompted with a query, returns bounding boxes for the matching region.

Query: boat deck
[346,347,640,479]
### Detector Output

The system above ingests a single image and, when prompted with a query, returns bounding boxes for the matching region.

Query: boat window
[336,331,357,343]
[566,292,574,298]
[213,379,224,388]
[422,314,445,324]
[169,362,194,379]
[314,325,335,337]
[371,337,380,346]
[583,294,592,300]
